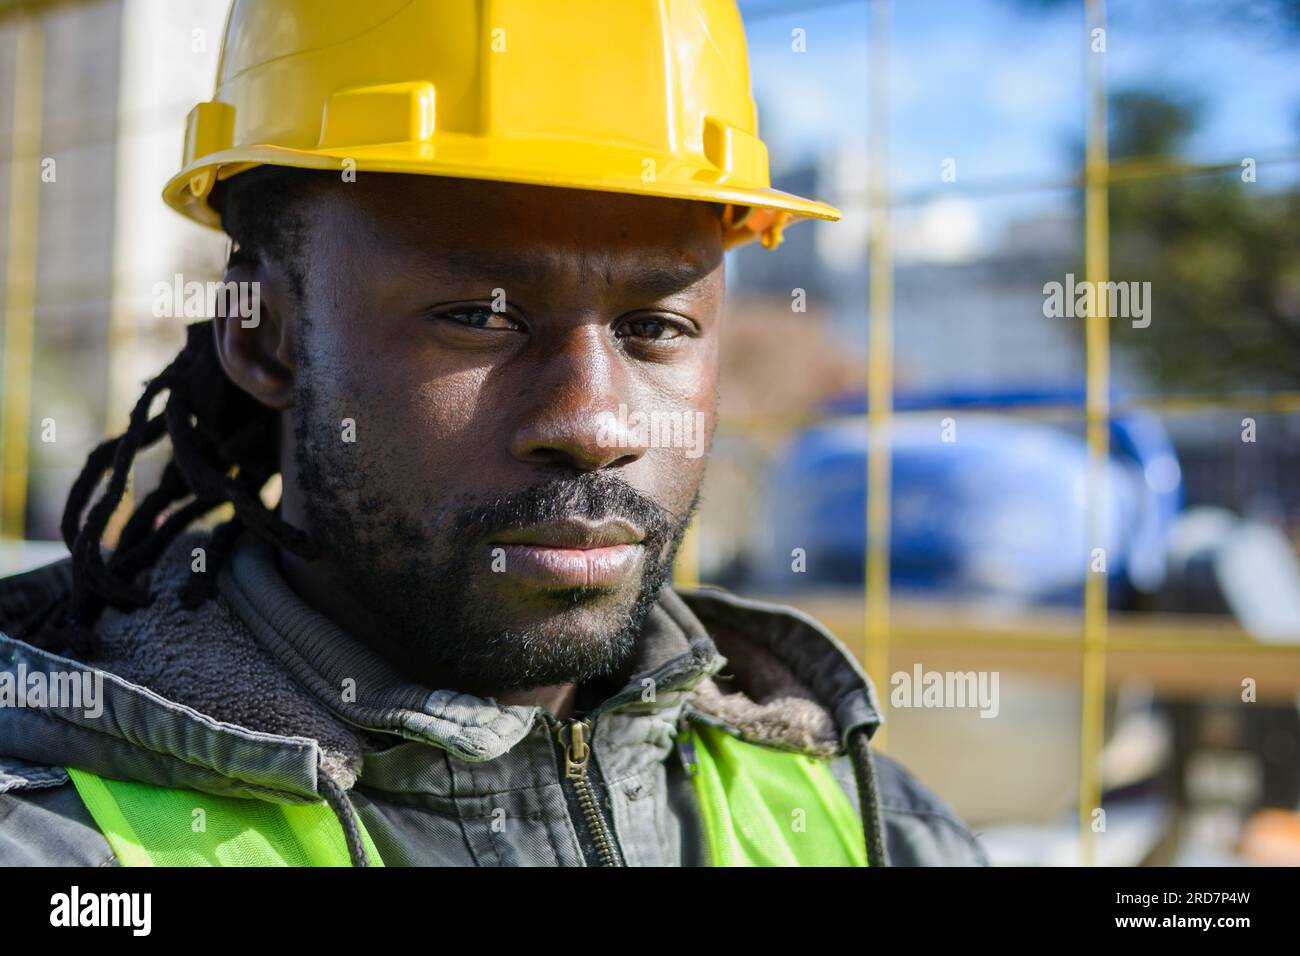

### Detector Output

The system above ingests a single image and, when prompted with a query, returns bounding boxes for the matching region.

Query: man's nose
[509,329,649,472]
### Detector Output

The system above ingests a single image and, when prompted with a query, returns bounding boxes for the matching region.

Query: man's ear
[212,259,296,411]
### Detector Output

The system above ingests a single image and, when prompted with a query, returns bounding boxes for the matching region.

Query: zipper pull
[557,718,593,779]
[555,716,622,867]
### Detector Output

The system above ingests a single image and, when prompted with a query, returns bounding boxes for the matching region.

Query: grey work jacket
[0,530,989,867]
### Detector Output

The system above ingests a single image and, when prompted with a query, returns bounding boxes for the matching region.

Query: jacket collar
[218,531,727,764]
[0,528,881,803]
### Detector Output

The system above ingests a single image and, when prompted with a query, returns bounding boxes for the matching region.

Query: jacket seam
[2,634,326,760]
[465,756,508,866]
[434,749,485,867]
[879,802,970,826]
[880,804,990,861]
[0,768,70,794]
[11,703,320,804]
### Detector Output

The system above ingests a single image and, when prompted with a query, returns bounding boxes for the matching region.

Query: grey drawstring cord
[848,727,889,866]
[318,770,371,867]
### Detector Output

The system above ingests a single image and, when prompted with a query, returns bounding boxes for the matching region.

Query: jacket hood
[0,529,882,812]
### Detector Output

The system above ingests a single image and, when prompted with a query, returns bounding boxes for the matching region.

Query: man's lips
[488,519,645,588]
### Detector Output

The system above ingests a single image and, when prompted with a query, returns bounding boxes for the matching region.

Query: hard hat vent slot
[702,116,769,183]
[318,82,437,149]
[184,101,236,167]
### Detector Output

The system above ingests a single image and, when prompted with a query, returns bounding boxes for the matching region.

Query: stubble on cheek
[284,300,716,687]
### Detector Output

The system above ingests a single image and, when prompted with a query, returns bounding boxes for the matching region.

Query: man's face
[280,175,724,694]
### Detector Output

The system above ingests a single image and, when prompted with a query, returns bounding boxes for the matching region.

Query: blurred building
[0,0,228,538]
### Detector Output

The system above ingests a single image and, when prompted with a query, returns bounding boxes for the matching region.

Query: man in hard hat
[0,0,987,867]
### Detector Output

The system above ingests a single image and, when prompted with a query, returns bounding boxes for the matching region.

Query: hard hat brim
[163,138,841,250]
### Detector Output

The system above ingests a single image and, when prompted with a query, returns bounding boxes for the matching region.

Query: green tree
[1102,90,1300,391]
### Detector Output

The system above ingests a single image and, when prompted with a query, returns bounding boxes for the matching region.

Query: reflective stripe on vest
[66,767,385,867]
[682,720,867,866]
[67,721,865,866]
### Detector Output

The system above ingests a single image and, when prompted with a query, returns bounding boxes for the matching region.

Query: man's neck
[495,685,578,720]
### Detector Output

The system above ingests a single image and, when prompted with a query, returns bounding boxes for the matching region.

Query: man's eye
[619,316,689,341]
[438,306,519,330]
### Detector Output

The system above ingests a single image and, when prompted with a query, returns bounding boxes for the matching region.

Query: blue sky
[737,0,1300,202]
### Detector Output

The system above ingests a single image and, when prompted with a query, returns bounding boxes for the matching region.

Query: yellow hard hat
[163,0,841,251]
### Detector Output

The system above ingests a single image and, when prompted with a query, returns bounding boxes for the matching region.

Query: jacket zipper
[554,717,624,867]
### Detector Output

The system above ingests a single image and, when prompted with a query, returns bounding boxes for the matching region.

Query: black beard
[293,390,699,694]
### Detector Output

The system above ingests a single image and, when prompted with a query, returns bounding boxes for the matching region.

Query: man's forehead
[425,244,719,296]
[296,174,724,302]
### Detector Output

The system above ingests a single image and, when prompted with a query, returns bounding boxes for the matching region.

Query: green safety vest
[67,719,866,867]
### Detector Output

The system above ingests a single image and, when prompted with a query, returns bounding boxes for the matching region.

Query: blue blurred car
[754,388,1182,607]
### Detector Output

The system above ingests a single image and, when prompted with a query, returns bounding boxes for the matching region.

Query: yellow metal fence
[2,0,1298,868]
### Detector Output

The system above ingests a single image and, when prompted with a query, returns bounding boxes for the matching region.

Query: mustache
[446,472,680,547]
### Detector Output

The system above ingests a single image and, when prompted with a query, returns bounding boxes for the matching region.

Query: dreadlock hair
[21,166,335,658]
